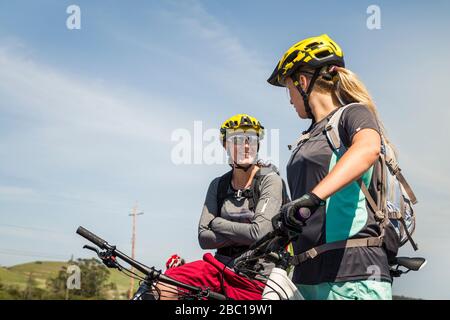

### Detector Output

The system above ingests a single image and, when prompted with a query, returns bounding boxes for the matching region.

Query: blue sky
[1,0,449,299]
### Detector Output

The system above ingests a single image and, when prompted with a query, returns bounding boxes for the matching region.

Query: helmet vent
[285,51,299,64]
[315,50,332,59]
[305,42,320,50]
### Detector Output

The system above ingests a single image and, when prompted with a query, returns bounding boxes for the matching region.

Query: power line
[0,248,69,260]
[0,223,68,235]
[0,251,65,260]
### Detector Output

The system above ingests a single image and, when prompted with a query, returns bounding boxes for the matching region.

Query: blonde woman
[267,34,392,300]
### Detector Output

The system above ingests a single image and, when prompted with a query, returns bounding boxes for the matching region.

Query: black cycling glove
[280,192,325,233]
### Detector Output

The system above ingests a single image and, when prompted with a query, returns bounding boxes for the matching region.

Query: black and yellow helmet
[220,114,264,143]
[267,34,345,87]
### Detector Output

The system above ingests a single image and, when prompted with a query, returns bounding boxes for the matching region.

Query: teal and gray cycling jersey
[287,104,391,285]
[198,167,284,275]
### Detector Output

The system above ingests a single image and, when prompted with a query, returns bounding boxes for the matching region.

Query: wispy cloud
[166,0,264,70]
[0,46,188,144]
[135,0,279,109]
[0,186,35,197]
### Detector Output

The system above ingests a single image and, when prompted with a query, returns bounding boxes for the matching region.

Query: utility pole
[128,202,144,299]
[24,272,34,300]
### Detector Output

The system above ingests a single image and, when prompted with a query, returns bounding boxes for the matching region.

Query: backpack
[289,103,418,266]
[216,163,290,214]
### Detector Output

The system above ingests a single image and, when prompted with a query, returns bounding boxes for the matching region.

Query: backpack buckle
[288,132,311,150]
[306,248,318,259]
[375,210,385,221]
[387,158,400,175]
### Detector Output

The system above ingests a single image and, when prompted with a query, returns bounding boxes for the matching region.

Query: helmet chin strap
[231,162,254,172]
[293,69,321,123]
[226,142,260,172]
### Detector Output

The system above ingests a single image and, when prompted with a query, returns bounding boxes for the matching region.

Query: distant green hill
[0,266,28,289]
[0,260,139,299]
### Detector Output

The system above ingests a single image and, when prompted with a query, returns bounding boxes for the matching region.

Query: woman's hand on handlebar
[279,192,325,233]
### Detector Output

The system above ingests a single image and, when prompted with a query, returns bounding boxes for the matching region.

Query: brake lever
[83,244,121,270]
[98,246,121,270]
[83,244,100,254]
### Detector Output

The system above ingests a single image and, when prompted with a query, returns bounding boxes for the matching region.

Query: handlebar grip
[76,226,108,249]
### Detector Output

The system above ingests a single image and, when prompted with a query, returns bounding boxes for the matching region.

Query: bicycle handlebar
[76,226,230,300]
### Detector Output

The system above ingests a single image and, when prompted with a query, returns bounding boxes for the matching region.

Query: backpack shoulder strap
[216,170,233,217]
[325,103,383,217]
[249,164,291,211]
[383,147,418,205]
[325,103,362,154]
[248,174,263,212]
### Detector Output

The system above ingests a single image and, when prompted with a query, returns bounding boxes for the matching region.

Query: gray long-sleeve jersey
[198,168,284,269]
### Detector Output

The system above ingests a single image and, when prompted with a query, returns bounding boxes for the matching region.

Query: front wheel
[262,267,304,300]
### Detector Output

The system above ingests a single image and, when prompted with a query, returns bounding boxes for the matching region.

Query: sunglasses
[225,134,259,146]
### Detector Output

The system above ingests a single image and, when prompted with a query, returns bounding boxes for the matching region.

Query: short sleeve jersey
[286,104,392,285]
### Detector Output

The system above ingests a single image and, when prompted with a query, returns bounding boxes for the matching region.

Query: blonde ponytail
[332,67,377,115]
[297,65,394,150]
[296,66,378,116]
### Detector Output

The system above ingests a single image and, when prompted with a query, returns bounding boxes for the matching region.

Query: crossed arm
[198,174,283,249]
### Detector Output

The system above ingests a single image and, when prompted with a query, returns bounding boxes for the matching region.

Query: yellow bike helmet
[220,114,264,145]
[267,34,345,122]
[220,114,264,171]
[267,34,345,87]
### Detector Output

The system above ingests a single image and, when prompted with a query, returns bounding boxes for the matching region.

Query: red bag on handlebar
[164,253,265,300]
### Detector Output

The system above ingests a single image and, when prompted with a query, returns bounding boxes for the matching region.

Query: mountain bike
[76,224,426,300]
[76,225,301,300]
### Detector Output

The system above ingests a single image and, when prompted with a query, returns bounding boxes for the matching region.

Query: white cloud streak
[0,45,189,145]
